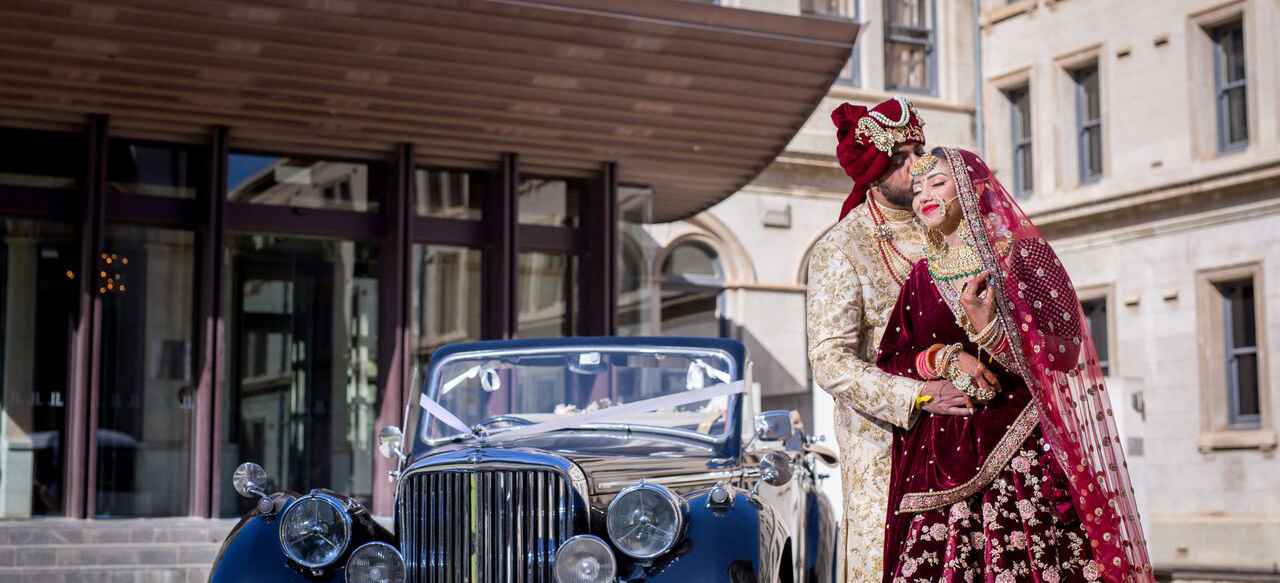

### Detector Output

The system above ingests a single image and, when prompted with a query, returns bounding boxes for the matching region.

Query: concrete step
[1,542,220,568]
[0,519,235,547]
[0,518,234,580]
[0,564,210,583]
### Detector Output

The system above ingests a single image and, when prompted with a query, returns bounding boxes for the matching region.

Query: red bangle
[915,351,932,378]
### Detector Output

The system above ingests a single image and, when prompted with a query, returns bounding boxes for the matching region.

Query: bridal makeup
[911,161,962,232]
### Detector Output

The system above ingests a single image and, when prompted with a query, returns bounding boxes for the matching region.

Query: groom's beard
[879,182,916,210]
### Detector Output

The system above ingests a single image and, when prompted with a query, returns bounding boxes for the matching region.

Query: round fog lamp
[346,542,405,583]
[554,535,617,583]
[278,494,351,569]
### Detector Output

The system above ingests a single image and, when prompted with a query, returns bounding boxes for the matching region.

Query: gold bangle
[970,317,1000,346]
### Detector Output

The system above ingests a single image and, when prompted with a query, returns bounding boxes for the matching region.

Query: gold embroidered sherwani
[805,201,927,583]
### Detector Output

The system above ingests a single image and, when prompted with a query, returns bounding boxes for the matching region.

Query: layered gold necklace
[926,228,983,283]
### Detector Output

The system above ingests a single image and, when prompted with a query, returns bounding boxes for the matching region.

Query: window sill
[1197,429,1278,452]
[984,0,1036,27]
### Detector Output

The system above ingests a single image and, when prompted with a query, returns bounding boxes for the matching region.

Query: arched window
[659,241,727,337]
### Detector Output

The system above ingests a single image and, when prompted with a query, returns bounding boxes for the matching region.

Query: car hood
[409,430,739,496]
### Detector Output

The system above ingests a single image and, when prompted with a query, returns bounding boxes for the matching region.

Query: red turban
[832,97,926,219]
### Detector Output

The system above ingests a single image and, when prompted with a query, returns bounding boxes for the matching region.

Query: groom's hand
[920,380,974,416]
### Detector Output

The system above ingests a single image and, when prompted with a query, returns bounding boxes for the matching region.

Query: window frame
[1076,284,1115,378]
[1072,64,1103,184]
[1210,19,1248,153]
[1006,85,1033,198]
[1196,263,1275,451]
[1218,279,1261,429]
[883,0,938,96]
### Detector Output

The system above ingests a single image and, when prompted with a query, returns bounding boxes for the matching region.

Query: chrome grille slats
[398,466,572,583]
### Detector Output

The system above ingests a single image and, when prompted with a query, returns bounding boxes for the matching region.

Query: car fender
[208,495,394,583]
[623,489,790,583]
[800,488,840,583]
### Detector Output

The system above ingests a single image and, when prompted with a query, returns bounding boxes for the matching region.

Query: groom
[805,98,972,583]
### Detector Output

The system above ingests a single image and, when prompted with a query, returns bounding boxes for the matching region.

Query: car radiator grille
[398,468,575,583]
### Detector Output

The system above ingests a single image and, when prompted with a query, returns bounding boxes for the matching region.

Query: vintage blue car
[208,337,840,583]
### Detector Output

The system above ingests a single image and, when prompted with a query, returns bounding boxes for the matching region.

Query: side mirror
[754,410,794,442]
[751,451,794,496]
[379,426,407,481]
[233,462,275,515]
[379,426,406,460]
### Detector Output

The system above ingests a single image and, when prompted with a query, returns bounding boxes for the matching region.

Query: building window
[1080,297,1109,376]
[660,241,727,338]
[884,0,936,94]
[804,0,859,86]
[1211,19,1248,152]
[1007,86,1033,198]
[1073,64,1102,183]
[1196,264,1273,451]
[1218,279,1260,428]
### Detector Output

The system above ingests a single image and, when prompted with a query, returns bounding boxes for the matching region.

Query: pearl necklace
[866,196,916,286]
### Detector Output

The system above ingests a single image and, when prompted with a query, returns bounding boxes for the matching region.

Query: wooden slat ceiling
[0,0,857,222]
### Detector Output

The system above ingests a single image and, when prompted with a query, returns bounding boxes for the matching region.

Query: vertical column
[483,153,518,339]
[191,126,227,517]
[372,144,412,517]
[580,162,618,336]
[66,114,108,519]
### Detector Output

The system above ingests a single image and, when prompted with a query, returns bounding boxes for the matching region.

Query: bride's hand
[953,351,1001,397]
[960,271,997,332]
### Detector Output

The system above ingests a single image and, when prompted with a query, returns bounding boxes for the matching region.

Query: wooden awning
[0,0,857,222]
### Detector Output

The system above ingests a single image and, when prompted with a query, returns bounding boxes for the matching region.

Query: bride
[874,147,1153,583]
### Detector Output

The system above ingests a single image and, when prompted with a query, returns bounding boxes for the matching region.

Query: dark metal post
[191,126,228,517]
[373,144,412,517]
[581,162,618,336]
[483,153,518,339]
[67,114,108,518]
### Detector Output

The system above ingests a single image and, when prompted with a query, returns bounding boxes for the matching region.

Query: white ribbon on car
[419,392,474,435]
[419,379,747,443]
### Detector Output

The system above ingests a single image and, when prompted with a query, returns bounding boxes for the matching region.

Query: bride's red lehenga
[875,148,1154,583]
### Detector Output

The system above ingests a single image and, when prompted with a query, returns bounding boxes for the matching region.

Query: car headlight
[606,483,687,559]
[554,535,617,583]
[346,542,405,583]
[278,494,352,569]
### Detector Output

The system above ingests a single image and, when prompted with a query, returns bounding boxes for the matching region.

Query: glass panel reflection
[415,170,482,220]
[96,225,194,517]
[108,140,207,199]
[0,127,81,190]
[220,235,379,515]
[410,245,482,384]
[518,177,580,227]
[228,153,379,213]
[617,188,659,336]
[0,219,77,517]
[515,252,577,338]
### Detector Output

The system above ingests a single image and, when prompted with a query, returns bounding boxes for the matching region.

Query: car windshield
[419,347,737,444]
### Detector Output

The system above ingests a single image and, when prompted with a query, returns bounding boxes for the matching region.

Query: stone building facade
[978,0,1280,577]
[669,0,1277,579]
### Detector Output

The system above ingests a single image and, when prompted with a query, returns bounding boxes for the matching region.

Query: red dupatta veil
[941,147,1153,582]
